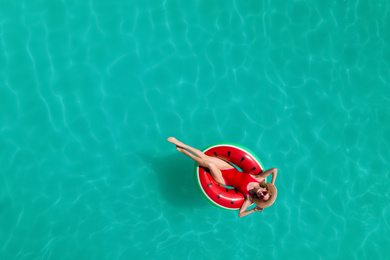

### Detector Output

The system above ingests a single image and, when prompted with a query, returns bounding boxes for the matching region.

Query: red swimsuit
[220,168,260,195]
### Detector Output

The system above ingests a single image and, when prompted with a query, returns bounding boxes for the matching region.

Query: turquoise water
[1,0,390,259]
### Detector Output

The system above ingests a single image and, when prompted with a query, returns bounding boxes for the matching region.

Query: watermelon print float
[194,143,265,210]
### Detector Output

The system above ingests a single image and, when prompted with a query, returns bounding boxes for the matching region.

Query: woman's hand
[253,206,263,212]
[239,200,265,217]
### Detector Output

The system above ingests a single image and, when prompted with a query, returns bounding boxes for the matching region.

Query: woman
[168,137,277,218]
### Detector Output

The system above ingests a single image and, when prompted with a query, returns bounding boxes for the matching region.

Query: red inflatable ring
[194,143,265,210]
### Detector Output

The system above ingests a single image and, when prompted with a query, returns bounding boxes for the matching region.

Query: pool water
[1,0,390,259]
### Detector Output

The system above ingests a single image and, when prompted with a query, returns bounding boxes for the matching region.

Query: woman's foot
[168,137,207,159]
[168,137,186,151]
[168,137,185,149]
[167,137,179,145]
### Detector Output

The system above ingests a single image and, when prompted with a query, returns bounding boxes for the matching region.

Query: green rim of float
[194,142,265,211]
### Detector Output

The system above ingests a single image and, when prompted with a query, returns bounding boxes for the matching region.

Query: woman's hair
[252,182,277,208]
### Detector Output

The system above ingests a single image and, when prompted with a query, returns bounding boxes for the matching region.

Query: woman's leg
[167,137,206,158]
[175,146,208,167]
[167,137,234,170]
[173,143,226,184]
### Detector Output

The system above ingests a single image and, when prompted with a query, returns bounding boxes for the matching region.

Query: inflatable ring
[194,143,265,210]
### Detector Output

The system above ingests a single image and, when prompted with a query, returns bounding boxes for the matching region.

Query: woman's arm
[238,197,260,218]
[271,168,277,185]
[257,168,277,184]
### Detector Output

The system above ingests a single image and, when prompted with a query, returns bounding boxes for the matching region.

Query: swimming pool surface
[1,0,390,259]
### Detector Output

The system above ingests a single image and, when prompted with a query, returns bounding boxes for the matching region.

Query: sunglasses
[258,190,269,201]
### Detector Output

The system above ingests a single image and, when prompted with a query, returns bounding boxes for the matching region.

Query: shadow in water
[137,152,207,209]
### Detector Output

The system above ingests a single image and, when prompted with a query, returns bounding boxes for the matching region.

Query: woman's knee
[202,161,210,168]
[204,160,216,169]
